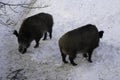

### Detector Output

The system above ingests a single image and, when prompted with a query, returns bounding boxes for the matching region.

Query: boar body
[59,24,104,66]
[14,13,54,54]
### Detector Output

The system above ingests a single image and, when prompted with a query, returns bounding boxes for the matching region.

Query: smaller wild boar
[59,24,104,66]
[13,12,54,54]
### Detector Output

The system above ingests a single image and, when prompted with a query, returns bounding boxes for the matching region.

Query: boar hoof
[71,63,77,66]
[88,60,93,63]
[63,60,68,64]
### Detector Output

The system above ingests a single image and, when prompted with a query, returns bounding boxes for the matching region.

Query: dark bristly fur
[99,31,104,38]
[59,24,104,66]
[13,12,54,54]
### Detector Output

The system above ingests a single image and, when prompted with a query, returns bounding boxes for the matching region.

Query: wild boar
[13,12,54,54]
[59,24,104,66]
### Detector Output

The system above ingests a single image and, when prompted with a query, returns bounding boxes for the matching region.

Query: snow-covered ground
[0,0,120,80]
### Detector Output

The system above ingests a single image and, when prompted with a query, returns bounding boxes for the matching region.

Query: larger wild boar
[59,24,104,66]
[13,13,54,54]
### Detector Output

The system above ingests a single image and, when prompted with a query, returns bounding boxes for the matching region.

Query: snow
[0,0,120,80]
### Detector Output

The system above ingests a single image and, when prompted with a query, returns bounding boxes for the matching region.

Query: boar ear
[99,30,104,38]
[13,30,19,37]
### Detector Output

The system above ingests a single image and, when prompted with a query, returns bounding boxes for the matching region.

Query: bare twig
[0,1,50,27]
[20,4,49,9]
[9,6,19,13]
[7,68,27,80]
[0,1,50,9]
[0,19,9,27]
[0,2,31,7]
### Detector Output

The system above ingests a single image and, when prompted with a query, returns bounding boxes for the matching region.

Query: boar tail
[99,30,104,38]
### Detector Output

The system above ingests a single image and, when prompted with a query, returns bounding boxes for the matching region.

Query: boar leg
[88,49,93,63]
[83,53,88,58]
[61,53,68,63]
[43,32,47,40]
[48,29,52,39]
[69,53,77,66]
[60,48,68,63]
[34,37,41,48]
